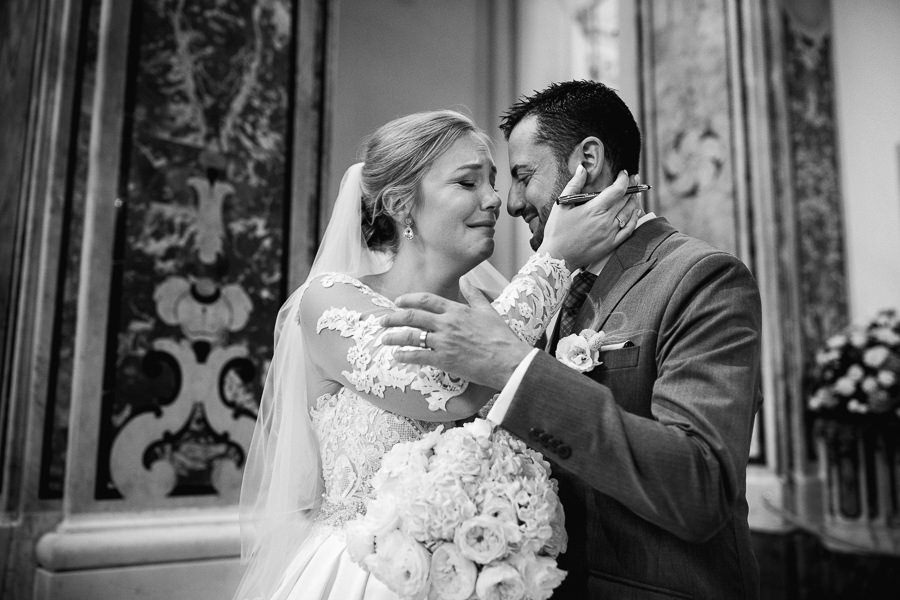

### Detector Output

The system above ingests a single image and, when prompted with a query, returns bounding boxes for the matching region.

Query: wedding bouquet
[346,418,567,600]
[807,308,900,418]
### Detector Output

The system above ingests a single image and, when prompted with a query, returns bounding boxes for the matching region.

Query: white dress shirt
[487,213,657,424]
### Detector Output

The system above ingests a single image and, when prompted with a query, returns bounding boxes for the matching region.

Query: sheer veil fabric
[234,163,507,599]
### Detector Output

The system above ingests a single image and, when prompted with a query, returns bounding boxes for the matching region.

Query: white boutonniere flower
[555,329,607,372]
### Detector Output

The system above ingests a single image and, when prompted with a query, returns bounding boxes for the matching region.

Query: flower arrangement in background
[346,419,567,600]
[808,309,900,418]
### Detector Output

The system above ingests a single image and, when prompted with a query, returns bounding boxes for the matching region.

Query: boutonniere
[556,329,607,372]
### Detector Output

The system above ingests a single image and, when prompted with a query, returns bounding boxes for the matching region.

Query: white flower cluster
[808,309,900,418]
[346,419,567,600]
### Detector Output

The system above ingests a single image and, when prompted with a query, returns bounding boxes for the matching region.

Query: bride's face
[412,133,501,269]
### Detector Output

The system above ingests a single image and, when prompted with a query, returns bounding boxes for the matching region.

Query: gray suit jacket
[503,218,761,599]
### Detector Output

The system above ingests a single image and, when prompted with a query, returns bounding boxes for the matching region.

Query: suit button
[538,433,554,446]
[528,427,543,441]
[556,444,572,459]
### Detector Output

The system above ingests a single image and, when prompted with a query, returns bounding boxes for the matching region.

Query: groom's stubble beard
[528,161,573,251]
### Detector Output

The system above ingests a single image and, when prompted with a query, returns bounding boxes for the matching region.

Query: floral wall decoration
[95,0,293,502]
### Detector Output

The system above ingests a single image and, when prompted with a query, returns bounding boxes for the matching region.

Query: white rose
[814,387,838,408]
[833,377,857,396]
[481,494,518,524]
[428,543,477,600]
[475,562,526,600]
[365,497,402,536]
[878,370,897,387]
[874,327,900,346]
[510,553,566,600]
[827,334,848,349]
[862,377,880,394]
[455,515,510,564]
[555,334,600,372]
[864,346,890,368]
[479,494,524,547]
[542,501,568,558]
[850,331,868,348]
[846,364,865,381]
[345,520,376,564]
[463,417,495,441]
[847,399,868,413]
[364,530,430,598]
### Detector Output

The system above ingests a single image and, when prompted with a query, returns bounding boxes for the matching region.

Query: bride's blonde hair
[360,109,490,253]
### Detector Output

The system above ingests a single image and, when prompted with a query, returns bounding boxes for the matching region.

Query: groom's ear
[567,137,608,192]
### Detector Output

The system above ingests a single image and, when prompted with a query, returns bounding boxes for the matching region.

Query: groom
[383,80,762,599]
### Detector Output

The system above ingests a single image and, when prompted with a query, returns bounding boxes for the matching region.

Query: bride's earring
[403,217,415,240]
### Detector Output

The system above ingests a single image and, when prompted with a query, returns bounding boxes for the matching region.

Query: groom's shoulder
[658,230,752,276]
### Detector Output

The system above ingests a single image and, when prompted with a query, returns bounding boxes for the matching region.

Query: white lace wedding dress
[248,253,570,600]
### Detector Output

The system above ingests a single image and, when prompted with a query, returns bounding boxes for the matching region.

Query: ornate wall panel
[641,0,738,255]
[90,0,293,503]
[780,8,849,382]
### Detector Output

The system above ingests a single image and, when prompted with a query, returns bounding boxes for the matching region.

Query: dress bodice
[310,387,440,527]
[297,254,571,528]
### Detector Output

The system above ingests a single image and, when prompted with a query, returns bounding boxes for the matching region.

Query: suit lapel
[575,218,678,335]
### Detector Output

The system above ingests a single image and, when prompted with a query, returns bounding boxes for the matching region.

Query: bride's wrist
[537,239,579,272]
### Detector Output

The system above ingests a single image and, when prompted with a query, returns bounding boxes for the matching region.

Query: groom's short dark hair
[499,80,641,175]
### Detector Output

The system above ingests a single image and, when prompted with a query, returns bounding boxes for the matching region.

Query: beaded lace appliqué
[312,388,439,527]
[305,254,569,527]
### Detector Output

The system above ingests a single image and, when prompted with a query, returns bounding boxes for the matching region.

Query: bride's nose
[482,189,502,213]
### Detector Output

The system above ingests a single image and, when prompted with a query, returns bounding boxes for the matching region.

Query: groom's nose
[507,188,525,218]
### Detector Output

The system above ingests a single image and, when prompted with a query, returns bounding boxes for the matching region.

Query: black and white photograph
[1,0,899,598]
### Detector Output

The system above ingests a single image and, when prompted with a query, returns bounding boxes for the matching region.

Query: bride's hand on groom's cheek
[380,280,532,390]
[539,169,640,270]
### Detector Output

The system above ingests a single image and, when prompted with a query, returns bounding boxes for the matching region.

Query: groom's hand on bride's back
[381,279,531,390]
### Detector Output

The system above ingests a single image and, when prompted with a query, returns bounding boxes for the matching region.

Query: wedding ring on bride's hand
[418,330,429,349]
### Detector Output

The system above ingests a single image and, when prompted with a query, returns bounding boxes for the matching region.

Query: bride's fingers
[613,198,641,244]
[558,164,588,198]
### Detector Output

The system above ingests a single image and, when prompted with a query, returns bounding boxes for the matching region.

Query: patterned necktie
[557,270,598,339]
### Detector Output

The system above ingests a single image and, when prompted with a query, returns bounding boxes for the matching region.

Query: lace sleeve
[299,255,569,422]
[300,274,477,422]
[491,252,571,344]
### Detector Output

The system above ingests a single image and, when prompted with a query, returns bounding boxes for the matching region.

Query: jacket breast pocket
[598,345,640,371]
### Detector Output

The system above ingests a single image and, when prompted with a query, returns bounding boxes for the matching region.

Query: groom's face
[506,116,570,250]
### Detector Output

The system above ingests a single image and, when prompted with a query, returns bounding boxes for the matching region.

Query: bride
[234,110,638,600]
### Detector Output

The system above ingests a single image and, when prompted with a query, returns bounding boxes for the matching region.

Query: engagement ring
[418,330,429,349]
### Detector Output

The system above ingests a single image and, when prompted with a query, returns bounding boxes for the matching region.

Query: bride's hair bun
[359,109,490,254]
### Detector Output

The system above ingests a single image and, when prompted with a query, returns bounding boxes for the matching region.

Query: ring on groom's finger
[418,330,429,349]
[615,214,626,228]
